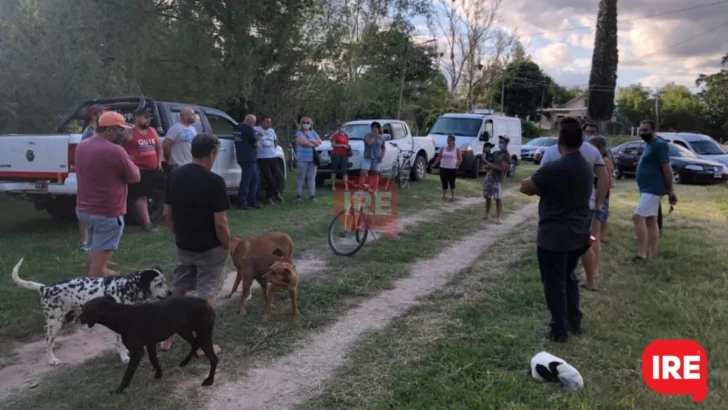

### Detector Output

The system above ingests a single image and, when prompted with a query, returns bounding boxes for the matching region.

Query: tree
[696,53,728,140]
[587,0,619,127]
[616,84,652,125]
[658,83,705,132]
[493,60,554,120]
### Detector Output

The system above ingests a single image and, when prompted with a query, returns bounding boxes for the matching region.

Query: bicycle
[385,142,416,191]
[328,179,380,256]
[287,141,298,171]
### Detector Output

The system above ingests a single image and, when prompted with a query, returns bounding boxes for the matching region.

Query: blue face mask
[498,143,505,151]
[302,123,310,130]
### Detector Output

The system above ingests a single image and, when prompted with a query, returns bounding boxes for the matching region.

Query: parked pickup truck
[0,96,286,224]
[313,119,436,185]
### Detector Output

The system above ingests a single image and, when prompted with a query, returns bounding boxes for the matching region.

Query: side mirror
[479,131,490,141]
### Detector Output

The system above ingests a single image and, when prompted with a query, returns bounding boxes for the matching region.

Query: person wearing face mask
[633,119,676,261]
[160,133,230,357]
[294,116,323,201]
[75,112,140,277]
[329,120,351,191]
[481,136,512,223]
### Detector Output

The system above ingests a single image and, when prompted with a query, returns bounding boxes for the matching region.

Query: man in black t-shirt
[520,117,593,343]
[160,132,231,353]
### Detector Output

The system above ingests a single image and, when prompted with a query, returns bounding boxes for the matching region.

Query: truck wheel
[410,155,427,181]
[507,157,519,177]
[467,157,479,179]
[613,166,623,180]
[125,189,165,226]
[315,174,327,187]
[44,196,77,221]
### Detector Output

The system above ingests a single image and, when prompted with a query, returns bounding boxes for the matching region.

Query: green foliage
[696,54,728,140]
[587,0,619,121]
[494,60,554,121]
[520,119,539,139]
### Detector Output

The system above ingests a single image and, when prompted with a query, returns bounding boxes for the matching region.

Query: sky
[411,0,728,93]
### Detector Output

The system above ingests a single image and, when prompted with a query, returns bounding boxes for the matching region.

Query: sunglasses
[302,121,310,124]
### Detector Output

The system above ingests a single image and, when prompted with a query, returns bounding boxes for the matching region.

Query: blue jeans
[238,162,260,206]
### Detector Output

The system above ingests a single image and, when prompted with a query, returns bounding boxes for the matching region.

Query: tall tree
[493,60,554,120]
[696,53,728,140]
[616,84,652,125]
[587,0,618,128]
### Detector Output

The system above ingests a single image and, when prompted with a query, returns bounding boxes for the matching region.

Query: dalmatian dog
[11,258,172,366]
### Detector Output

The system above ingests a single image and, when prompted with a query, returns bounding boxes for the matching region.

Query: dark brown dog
[262,261,299,322]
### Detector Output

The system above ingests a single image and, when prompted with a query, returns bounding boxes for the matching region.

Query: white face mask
[302,123,310,130]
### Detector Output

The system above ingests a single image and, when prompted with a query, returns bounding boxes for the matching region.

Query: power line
[521,0,728,38]
[635,21,728,59]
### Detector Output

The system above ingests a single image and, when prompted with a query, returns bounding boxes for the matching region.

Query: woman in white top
[432,135,462,200]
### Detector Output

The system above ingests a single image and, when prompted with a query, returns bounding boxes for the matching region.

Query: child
[482,142,495,167]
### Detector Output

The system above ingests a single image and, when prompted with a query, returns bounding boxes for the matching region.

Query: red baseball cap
[87,104,108,118]
[98,112,132,128]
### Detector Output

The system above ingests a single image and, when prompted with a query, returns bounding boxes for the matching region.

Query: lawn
[297,179,728,410]
[1,166,536,409]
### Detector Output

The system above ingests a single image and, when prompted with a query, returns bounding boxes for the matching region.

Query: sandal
[632,255,647,262]
[580,283,597,292]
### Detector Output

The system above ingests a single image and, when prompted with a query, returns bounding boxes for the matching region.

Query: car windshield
[525,138,544,146]
[429,117,482,136]
[342,124,375,140]
[669,144,698,158]
[689,140,725,155]
[542,139,557,146]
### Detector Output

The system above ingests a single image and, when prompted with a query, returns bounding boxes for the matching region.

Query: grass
[0,171,493,347]
[1,166,535,409]
[297,179,728,410]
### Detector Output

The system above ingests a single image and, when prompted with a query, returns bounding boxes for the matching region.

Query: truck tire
[410,154,428,181]
[125,189,165,226]
[315,174,327,187]
[44,196,77,221]
[507,157,519,177]
[466,156,479,179]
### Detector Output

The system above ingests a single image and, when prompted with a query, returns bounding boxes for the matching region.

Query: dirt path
[0,193,490,399]
[205,202,537,410]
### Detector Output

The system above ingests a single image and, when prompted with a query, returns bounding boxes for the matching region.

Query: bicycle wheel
[328,207,370,256]
[386,165,399,191]
[398,161,411,189]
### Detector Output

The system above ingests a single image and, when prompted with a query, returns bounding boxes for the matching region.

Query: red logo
[642,340,708,403]
[332,177,398,238]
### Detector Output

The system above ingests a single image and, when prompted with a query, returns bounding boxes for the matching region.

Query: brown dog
[227,251,287,317]
[262,261,299,322]
[228,232,293,267]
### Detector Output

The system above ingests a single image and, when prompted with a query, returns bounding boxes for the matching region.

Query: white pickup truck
[0,96,286,224]
[314,119,436,185]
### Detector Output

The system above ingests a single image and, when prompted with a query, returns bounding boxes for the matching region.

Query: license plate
[715,171,723,178]
[34,181,48,191]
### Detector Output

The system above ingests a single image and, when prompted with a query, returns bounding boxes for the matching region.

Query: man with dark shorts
[123,108,165,231]
[520,117,594,343]
[161,133,231,355]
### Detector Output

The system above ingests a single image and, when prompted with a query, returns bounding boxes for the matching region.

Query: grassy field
[1,166,535,409]
[297,180,728,410]
[0,171,499,346]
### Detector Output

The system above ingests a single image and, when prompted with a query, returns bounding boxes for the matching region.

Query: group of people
[521,117,677,343]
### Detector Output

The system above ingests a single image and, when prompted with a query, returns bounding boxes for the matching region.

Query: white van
[426,113,522,178]
[657,132,728,171]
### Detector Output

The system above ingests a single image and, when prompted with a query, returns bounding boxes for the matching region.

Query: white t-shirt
[166,122,197,165]
[540,142,604,210]
[254,126,278,159]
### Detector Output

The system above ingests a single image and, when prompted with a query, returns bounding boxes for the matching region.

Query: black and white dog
[530,351,584,391]
[11,258,172,366]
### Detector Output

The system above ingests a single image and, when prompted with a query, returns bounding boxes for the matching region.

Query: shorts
[483,175,502,199]
[331,154,349,177]
[76,210,125,251]
[596,200,610,223]
[128,169,165,198]
[635,193,663,217]
[361,158,382,172]
[172,246,229,299]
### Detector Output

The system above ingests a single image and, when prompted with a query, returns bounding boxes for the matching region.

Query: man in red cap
[81,104,108,141]
[75,112,140,277]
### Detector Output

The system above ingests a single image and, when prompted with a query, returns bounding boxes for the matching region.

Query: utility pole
[396,41,408,120]
[500,77,506,115]
[654,87,660,129]
[539,86,546,130]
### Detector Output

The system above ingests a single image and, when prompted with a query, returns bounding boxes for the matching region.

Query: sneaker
[249,203,261,209]
[309,195,316,202]
[296,196,303,202]
[78,243,89,252]
[236,204,249,211]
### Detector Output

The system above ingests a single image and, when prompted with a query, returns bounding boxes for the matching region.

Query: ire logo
[332,177,398,238]
[641,340,708,403]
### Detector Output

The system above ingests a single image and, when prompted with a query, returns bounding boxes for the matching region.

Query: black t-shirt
[164,163,230,252]
[233,123,257,163]
[531,151,594,252]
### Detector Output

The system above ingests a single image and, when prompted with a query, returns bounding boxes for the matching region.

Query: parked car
[532,137,558,165]
[520,137,548,161]
[612,140,727,185]
[426,112,522,178]
[655,132,728,172]
[314,119,435,186]
[0,96,287,224]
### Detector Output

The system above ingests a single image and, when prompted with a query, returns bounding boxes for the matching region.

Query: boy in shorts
[482,137,511,223]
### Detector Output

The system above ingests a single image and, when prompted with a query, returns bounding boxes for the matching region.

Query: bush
[521,119,539,139]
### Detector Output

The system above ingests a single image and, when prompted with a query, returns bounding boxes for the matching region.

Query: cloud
[420,0,728,89]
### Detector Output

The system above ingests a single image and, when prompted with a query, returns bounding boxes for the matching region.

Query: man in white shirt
[255,115,284,203]
[539,129,609,291]
[163,107,198,171]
